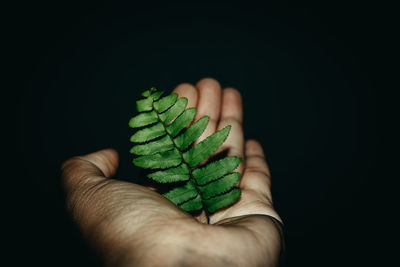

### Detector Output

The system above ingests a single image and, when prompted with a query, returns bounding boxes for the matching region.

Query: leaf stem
[152,102,210,224]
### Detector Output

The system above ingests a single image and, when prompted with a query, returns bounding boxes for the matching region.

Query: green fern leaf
[174,116,209,150]
[183,125,231,167]
[147,164,190,183]
[192,156,242,185]
[133,148,181,169]
[129,111,158,128]
[130,135,173,155]
[166,108,196,137]
[129,87,242,222]
[163,180,198,205]
[198,173,241,199]
[179,194,203,212]
[136,98,153,112]
[203,188,241,213]
[159,97,188,124]
[141,89,152,97]
[154,93,178,112]
[150,91,164,100]
[130,122,166,143]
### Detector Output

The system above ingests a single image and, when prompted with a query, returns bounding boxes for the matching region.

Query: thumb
[61,148,119,192]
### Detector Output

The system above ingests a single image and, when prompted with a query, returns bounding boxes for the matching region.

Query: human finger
[61,148,119,193]
[216,88,245,174]
[194,78,222,142]
[241,140,272,200]
[172,83,198,109]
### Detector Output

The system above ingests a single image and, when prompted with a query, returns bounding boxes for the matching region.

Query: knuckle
[219,118,243,129]
[247,154,265,161]
[227,147,243,158]
[246,157,270,174]
[245,167,270,178]
[60,157,76,173]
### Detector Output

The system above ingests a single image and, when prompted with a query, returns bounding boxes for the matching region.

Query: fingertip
[102,148,119,161]
[195,78,222,105]
[196,77,221,90]
[245,140,265,157]
[172,83,198,108]
[81,148,119,178]
[193,78,223,142]
[246,139,260,146]
[223,87,242,99]
[195,78,222,103]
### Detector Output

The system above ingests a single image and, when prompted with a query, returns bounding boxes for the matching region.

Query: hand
[61,78,284,267]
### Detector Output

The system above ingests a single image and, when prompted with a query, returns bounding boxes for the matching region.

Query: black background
[13,1,385,266]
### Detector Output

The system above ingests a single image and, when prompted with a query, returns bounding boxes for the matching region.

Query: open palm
[62,78,283,266]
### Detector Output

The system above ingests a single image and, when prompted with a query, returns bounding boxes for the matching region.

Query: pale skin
[61,78,284,266]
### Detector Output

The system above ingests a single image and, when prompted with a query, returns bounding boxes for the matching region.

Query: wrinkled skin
[62,78,283,267]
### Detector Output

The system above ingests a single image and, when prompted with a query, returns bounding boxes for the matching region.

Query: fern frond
[129,87,242,222]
